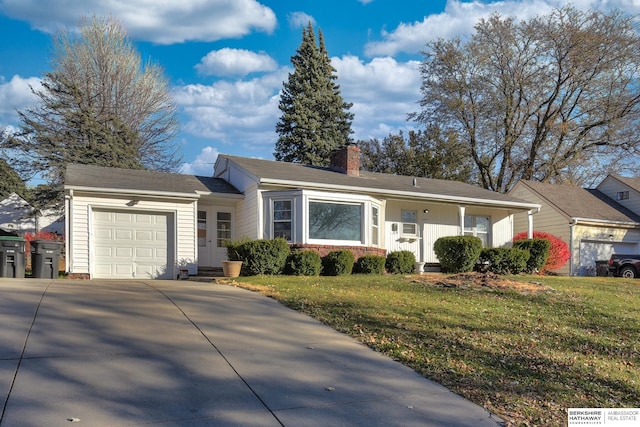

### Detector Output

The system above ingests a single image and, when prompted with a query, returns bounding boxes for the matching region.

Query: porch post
[527,210,534,239]
[458,206,465,236]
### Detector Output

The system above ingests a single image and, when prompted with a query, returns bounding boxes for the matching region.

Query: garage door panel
[135,230,154,241]
[114,246,133,258]
[93,209,171,279]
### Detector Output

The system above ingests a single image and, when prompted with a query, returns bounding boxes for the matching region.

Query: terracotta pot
[222,260,243,278]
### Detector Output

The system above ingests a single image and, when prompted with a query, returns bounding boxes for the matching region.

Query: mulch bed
[411,271,554,293]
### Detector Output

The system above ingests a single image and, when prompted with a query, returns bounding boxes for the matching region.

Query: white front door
[198,207,234,267]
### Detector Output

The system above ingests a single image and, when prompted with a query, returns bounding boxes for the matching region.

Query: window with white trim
[371,205,379,246]
[216,212,232,247]
[309,201,362,241]
[464,215,490,247]
[273,200,293,241]
[401,210,417,236]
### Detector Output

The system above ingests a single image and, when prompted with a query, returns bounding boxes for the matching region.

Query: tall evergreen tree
[0,158,27,199]
[275,23,353,166]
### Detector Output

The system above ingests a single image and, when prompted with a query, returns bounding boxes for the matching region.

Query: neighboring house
[64,146,541,279]
[509,178,640,276]
[0,192,64,235]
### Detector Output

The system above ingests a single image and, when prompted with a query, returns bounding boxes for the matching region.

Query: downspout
[65,190,73,274]
[569,218,577,276]
[527,210,534,239]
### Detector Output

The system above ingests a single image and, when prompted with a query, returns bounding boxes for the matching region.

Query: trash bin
[0,236,26,278]
[595,260,609,277]
[31,240,63,279]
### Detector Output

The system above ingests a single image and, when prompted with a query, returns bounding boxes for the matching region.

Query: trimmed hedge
[354,255,386,275]
[385,251,416,274]
[322,249,355,276]
[285,250,322,276]
[433,236,483,273]
[234,238,290,275]
[478,247,529,275]
[513,238,550,273]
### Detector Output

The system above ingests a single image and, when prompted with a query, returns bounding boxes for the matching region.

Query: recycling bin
[0,236,26,278]
[31,240,63,279]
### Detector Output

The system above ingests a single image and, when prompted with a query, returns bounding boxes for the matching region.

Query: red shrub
[23,231,63,253]
[513,231,571,272]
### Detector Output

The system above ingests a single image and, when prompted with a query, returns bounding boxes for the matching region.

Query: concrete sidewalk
[0,279,503,426]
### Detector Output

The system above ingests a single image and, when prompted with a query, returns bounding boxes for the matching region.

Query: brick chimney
[330,144,360,177]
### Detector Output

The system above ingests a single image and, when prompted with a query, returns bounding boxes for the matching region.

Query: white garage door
[93,210,172,279]
[579,241,639,275]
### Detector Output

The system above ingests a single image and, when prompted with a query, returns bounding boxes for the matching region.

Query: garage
[579,240,639,275]
[92,209,173,279]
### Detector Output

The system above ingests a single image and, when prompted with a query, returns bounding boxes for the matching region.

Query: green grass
[232,274,640,426]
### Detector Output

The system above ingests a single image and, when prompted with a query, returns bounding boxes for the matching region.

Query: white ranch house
[64,146,540,279]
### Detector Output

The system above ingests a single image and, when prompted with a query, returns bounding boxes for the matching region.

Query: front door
[197,207,234,267]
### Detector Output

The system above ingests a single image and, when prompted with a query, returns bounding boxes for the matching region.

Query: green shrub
[354,255,386,274]
[321,250,355,276]
[513,238,550,273]
[433,236,482,273]
[285,250,322,276]
[478,247,529,275]
[385,251,416,274]
[235,238,290,275]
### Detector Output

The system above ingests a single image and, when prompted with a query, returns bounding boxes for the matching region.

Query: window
[401,210,417,235]
[371,205,379,246]
[464,215,490,247]
[309,201,362,241]
[197,211,207,247]
[617,191,629,200]
[216,212,231,247]
[273,200,292,240]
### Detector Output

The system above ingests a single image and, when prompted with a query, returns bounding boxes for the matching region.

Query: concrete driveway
[0,279,503,426]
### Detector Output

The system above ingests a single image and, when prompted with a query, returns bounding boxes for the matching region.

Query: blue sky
[0,0,637,178]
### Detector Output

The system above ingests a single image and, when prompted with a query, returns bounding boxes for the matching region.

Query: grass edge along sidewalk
[231,273,640,427]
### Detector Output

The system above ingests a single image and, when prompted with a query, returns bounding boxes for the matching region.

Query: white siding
[384,201,517,263]
[234,186,260,240]
[69,193,197,278]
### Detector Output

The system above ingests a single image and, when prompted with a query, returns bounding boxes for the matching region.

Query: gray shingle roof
[65,164,241,196]
[517,180,640,223]
[609,174,640,193]
[220,155,538,208]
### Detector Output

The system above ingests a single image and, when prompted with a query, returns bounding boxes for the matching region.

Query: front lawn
[232,274,640,426]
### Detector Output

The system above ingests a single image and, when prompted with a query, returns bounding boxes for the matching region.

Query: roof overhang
[571,217,640,228]
[259,178,541,211]
[65,185,201,201]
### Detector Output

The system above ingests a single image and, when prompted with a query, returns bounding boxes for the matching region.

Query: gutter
[259,178,541,211]
[570,217,640,228]
[64,186,201,201]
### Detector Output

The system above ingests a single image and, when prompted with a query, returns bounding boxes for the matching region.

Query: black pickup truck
[608,254,640,278]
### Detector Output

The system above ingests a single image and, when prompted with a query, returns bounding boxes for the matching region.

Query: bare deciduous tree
[413,6,640,192]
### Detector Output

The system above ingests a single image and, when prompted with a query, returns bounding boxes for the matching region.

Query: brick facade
[290,243,386,259]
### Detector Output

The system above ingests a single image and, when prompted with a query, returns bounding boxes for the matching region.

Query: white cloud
[195,48,278,77]
[332,56,421,141]
[0,75,42,121]
[364,0,640,56]
[0,0,277,44]
[175,54,424,159]
[173,68,288,151]
[287,11,316,28]
[358,0,375,4]
[180,146,220,176]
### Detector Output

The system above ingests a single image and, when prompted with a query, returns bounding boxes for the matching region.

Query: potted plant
[222,240,243,278]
